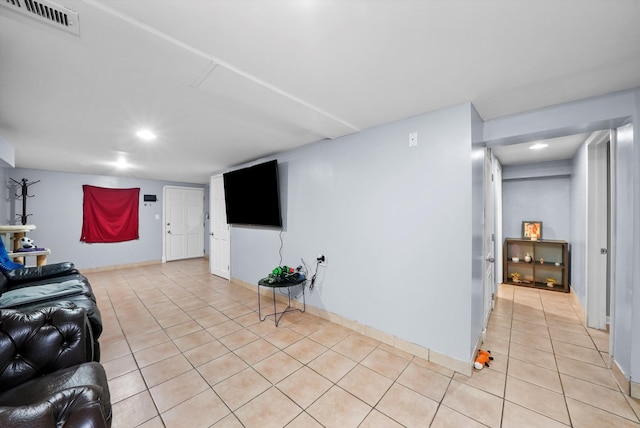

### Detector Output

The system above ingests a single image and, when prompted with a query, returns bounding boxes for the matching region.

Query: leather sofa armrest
[0,385,110,428]
[3,262,76,284]
[0,307,92,394]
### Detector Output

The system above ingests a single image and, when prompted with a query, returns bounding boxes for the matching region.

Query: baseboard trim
[81,256,211,273]
[612,359,631,396]
[569,286,586,324]
[567,286,640,398]
[232,277,471,376]
[82,259,162,273]
[631,380,640,399]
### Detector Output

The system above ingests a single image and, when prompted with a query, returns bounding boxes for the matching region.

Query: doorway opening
[489,129,615,337]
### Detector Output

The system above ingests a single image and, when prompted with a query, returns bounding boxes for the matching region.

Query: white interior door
[164,186,204,262]
[483,148,496,327]
[586,132,610,330]
[210,175,230,279]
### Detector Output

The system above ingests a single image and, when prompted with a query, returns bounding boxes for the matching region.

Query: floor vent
[1,0,79,35]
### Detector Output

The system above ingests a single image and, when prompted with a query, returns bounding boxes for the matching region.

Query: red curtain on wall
[81,185,140,243]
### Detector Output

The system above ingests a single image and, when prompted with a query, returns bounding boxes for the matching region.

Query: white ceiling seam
[82,0,359,137]
[190,61,218,89]
[197,64,357,140]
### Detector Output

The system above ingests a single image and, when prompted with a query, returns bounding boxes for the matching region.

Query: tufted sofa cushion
[0,307,89,394]
[0,307,111,426]
[0,274,103,361]
[0,364,111,427]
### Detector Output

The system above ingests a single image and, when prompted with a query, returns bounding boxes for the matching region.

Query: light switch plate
[409,132,418,147]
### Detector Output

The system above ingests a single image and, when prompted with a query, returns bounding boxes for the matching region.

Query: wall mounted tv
[223,159,282,227]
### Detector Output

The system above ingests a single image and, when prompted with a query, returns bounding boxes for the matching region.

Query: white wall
[484,87,640,391]
[501,173,572,241]
[0,139,13,222]
[228,103,477,362]
[0,167,9,223]
[570,142,588,306]
[0,137,15,169]
[9,168,205,269]
[469,105,485,356]
[631,90,640,391]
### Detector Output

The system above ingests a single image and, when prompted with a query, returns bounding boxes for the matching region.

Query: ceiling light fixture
[529,143,548,150]
[111,153,131,169]
[136,129,156,141]
[114,157,130,169]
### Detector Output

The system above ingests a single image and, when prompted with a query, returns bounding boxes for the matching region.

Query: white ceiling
[1,0,639,183]
[492,133,592,166]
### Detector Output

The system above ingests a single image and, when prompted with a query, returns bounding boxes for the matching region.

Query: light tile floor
[92,259,640,427]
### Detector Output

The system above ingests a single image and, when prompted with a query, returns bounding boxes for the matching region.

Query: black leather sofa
[0,307,111,427]
[0,262,103,361]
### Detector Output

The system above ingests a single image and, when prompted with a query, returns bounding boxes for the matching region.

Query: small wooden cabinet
[503,238,569,292]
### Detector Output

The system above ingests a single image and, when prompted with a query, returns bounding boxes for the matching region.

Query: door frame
[494,159,503,287]
[585,130,611,330]
[607,127,619,361]
[482,148,496,330]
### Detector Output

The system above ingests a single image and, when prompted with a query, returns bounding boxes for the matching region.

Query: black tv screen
[223,160,282,227]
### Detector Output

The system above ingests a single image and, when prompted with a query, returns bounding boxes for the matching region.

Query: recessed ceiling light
[530,143,548,150]
[136,129,156,141]
[114,156,130,169]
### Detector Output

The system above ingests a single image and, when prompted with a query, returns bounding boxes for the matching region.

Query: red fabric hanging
[81,185,140,243]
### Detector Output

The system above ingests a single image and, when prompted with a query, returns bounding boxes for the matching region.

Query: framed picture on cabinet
[522,221,542,240]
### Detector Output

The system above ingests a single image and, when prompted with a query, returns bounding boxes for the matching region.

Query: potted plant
[510,272,521,283]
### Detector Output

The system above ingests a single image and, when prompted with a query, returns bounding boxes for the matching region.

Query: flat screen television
[223,159,282,227]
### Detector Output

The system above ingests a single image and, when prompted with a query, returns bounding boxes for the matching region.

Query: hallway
[481,282,638,426]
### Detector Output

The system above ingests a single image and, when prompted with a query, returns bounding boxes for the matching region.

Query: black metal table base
[258,281,306,327]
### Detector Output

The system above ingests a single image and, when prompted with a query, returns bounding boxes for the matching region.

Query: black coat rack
[10,178,40,225]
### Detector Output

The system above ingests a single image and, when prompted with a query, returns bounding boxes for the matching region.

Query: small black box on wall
[143,194,157,202]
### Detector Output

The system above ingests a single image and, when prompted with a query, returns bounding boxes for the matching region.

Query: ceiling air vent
[1,0,79,35]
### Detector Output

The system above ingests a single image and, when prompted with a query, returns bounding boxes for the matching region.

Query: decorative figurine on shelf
[15,236,46,252]
[524,253,532,263]
[510,272,522,283]
[18,236,35,249]
[539,258,544,264]
[546,278,557,288]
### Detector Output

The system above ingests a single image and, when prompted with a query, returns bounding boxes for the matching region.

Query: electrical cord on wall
[309,258,322,290]
[276,258,311,299]
[301,258,311,276]
[278,284,305,299]
[278,228,284,267]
